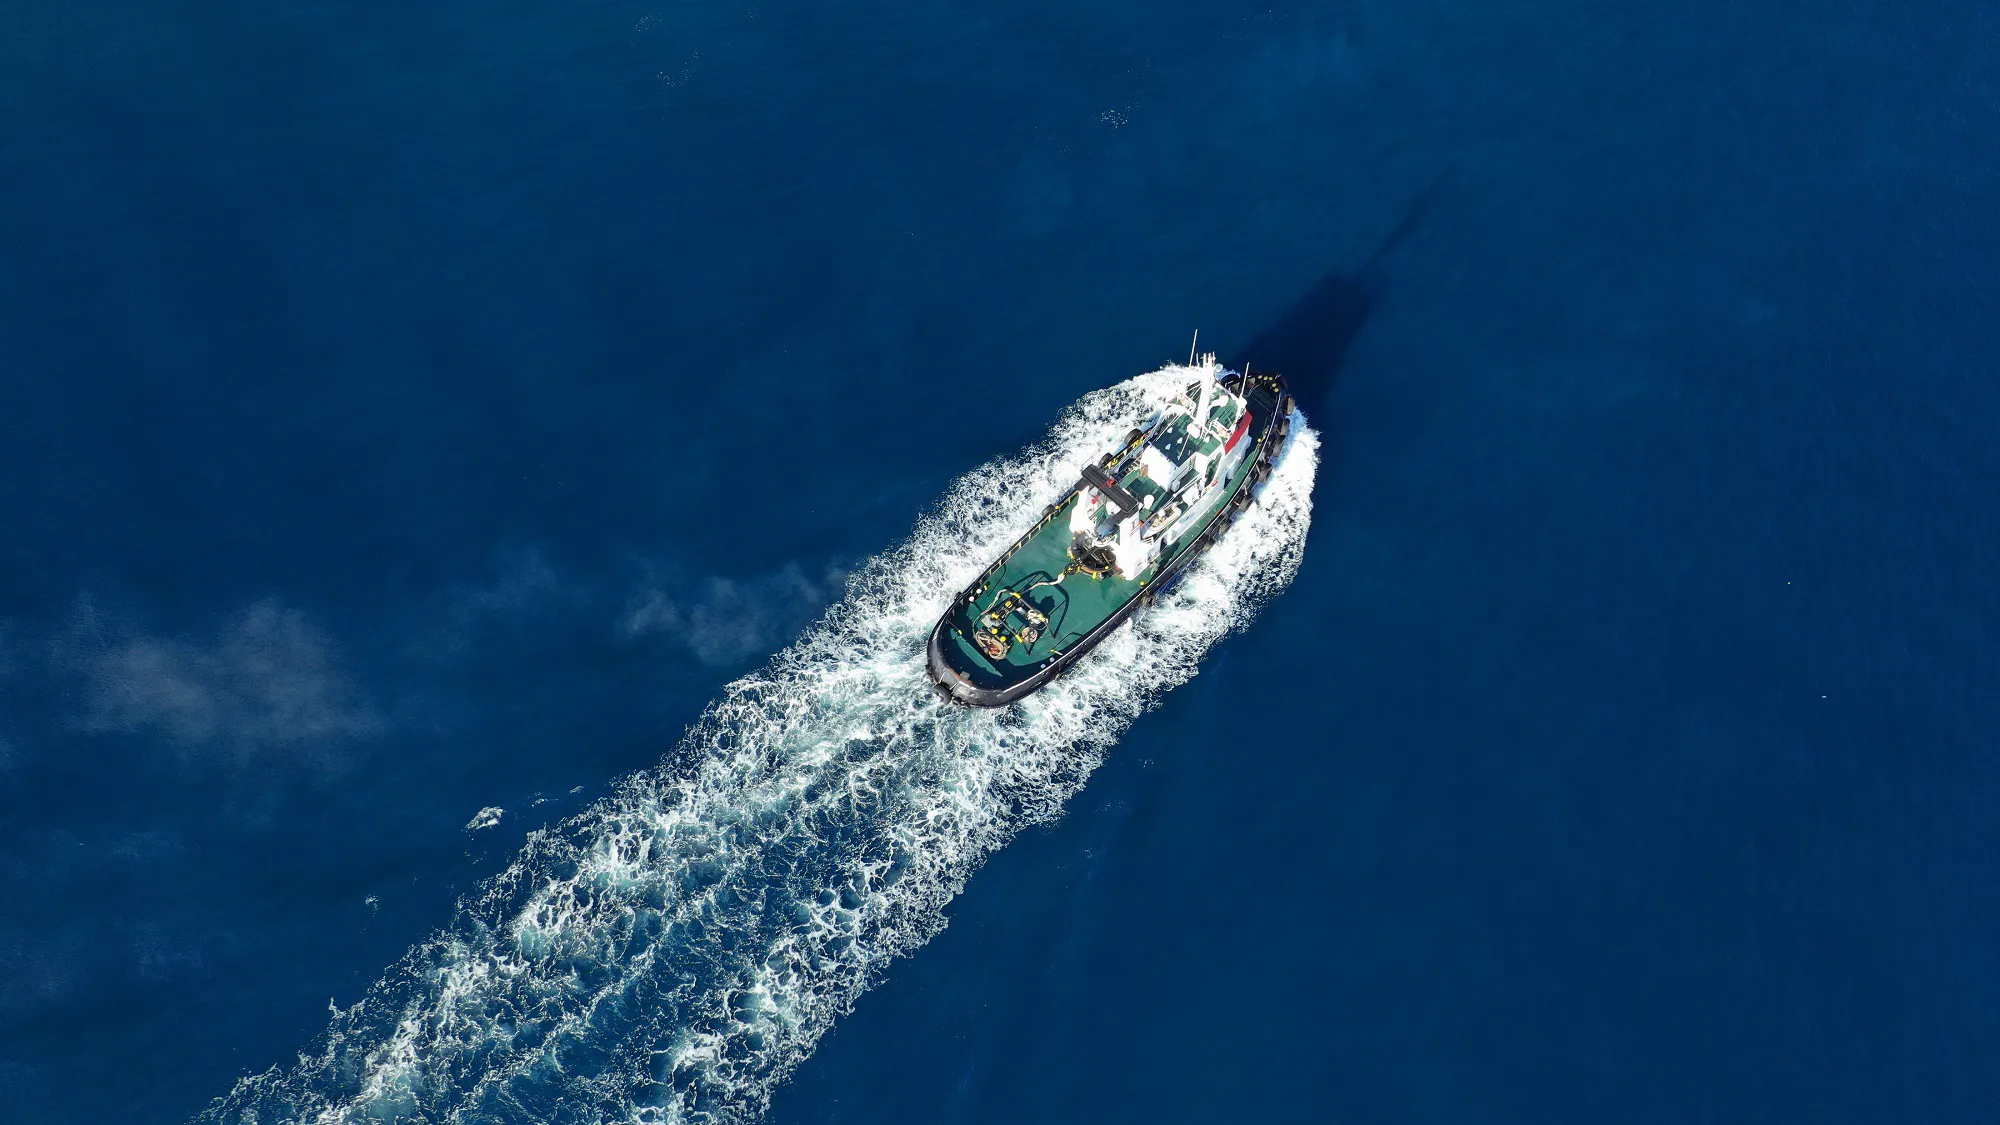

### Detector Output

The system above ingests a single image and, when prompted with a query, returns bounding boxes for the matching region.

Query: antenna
[1188,330,1199,367]
[1194,346,1216,431]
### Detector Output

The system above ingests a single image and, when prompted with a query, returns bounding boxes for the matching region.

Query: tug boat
[928,360,1294,707]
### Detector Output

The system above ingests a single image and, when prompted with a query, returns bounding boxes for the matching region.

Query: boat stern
[927,617,1020,708]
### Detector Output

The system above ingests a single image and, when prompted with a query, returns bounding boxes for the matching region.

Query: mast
[1193,355,1215,432]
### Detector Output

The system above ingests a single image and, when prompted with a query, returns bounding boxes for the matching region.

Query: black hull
[928,373,1293,708]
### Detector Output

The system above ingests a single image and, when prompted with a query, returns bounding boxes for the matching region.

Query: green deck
[945,435,1257,683]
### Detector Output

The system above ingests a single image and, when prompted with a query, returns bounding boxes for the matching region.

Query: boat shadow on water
[1231,181,1442,422]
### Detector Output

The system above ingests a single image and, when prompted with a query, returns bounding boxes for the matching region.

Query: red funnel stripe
[1223,409,1252,452]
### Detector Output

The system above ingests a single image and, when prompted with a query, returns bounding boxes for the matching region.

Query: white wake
[202,363,1318,1125]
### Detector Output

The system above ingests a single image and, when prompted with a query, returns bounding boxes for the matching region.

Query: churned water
[201,370,1315,1123]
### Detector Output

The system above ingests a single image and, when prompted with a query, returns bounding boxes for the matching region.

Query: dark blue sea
[3,0,1997,1121]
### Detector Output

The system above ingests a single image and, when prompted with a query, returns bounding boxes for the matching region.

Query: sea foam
[202,362,1318,1125]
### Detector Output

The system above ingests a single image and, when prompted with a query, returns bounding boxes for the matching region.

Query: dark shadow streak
[1232,180,1443,414]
